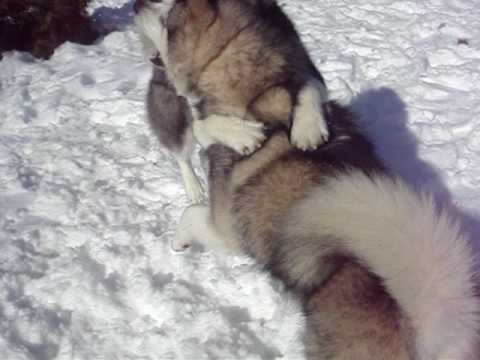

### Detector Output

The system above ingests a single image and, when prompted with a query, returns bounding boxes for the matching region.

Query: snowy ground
[1,0,480,359]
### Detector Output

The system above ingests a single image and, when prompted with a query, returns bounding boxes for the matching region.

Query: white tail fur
[285,171,479,359]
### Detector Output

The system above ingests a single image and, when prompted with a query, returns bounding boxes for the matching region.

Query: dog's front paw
[291,79,330,151]
[202,115,266,155]
[290,109,329,151]
[225,120,266,155]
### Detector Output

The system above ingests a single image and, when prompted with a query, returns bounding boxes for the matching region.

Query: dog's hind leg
[176,158,204,204]
[175,127,204,204]
[172,205,235,253]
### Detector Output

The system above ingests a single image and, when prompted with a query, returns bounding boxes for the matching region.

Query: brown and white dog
[135,1,480,359]
[136,0,331,202]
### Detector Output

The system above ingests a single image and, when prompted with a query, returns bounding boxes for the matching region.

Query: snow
[1,0,479,359]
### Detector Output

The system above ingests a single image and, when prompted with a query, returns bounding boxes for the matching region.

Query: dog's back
[206,102,479,359]
[209,103,381,255]
[206,104,408,358]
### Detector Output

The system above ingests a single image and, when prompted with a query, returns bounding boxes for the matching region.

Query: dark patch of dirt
[0,0,101,60]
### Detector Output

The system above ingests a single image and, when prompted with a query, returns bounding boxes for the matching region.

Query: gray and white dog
[137,0,331,202]
[135,0,479,359]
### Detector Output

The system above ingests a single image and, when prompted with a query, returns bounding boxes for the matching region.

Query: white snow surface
[1,0,480,359]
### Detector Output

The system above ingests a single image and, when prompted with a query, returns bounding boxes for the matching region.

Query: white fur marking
[291,79,329,150]
[134,0,175,60]
[286,172,480,358]
[192,119,216,149]
[199,114,266,155]
[172,205,232,252]
[135,10,168,60]
[177,159,204,204]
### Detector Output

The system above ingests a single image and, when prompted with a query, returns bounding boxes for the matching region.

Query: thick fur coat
[135,1,480,358]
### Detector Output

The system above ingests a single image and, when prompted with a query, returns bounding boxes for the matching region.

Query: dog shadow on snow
[349,87,480,256]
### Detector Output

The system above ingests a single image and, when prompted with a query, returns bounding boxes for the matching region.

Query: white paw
[218,119,266,155]
[200,115,266,155]
[290,109,329,151]
[291,79,329,151]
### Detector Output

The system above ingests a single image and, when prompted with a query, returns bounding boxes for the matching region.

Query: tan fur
[167,0,291,121]
[139,0,330,156]
[230,132,291,189]
[205,133,417,358]
[304,263,412,360]
[250,86,293,126]
[232,154,323,262]
[184,117,478,358]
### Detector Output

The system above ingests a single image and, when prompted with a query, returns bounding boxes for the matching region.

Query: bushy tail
[283,171,479,359]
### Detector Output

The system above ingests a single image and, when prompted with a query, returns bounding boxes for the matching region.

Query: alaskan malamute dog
[138,0,332,203]
[135,0,479,359]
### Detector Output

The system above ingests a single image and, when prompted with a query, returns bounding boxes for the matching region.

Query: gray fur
[146,63,192,154]
[174,103,479,359]
[146,60,204,203]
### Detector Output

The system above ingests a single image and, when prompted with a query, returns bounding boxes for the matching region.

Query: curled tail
[278,170,479,359]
